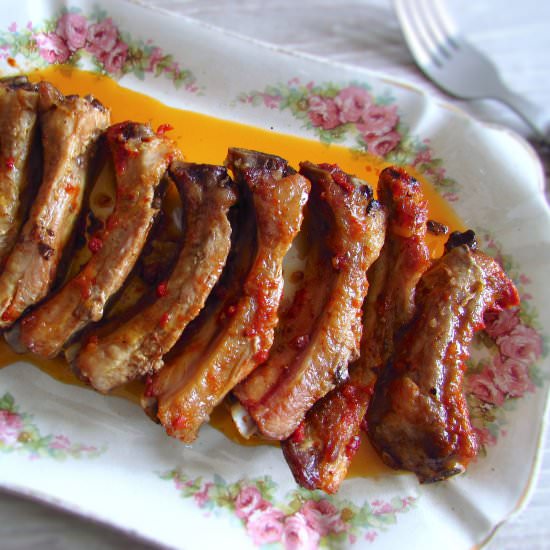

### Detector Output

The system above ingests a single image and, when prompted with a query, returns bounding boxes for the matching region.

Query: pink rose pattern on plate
[237,79,458,193]
[160,470,416,548]
[0,8,198,89]
[0,392,104,460]
[465,232,547,453]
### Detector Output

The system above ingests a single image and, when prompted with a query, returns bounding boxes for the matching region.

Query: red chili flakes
[1,309,15,323]
[225,304,237,317]
[331,255,346,271]
[112,146,138,175]
[332,170,354,192]
[218,302,237,324]
[244,326,257,337]
[171,414,188,431]
[88,236,103,254]
[206,371,219,392]
[77,279,91,300]
[318,163,354,192]
[87,334,99,347]
[156,123,173,135]
[156,281,169,298]
[341,383,359,402]
[64,183,80,211]
[20,313,35,329]
[106,215,119,231]
[253,349,269,364]
[143,375,155,397]
[344,434,361,459]
[290,422,306,444]
[218,304,237,323]
[159,312,170,328]
[5,157,15,171]
[290,334,310,350]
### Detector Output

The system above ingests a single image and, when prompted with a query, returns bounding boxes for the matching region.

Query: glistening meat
[0,82,109,328]
[282,166,431,493]
[74,162,236,391]
[145,148,310,443]
[18,122,180,362]
[234,162,386,440]
[367,237,519,482]
[0,76,40,263]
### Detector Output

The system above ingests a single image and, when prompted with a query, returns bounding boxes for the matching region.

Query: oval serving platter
[0,1,549,549]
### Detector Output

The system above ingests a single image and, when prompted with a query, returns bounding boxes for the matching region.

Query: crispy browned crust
[367,242,519,482]
[72,161,236,391]
[0,82,110,328]
[234,162,386,441]
[18,122,179,360]
[0,76,40,263]
[282,166,430,492]
[146,148,310,443]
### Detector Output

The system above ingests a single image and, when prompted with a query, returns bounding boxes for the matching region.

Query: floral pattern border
[0,392,105,460]
[160,470,416,548]
[465,233,547,451]
[0,7,199,90]
[236,80,459,198]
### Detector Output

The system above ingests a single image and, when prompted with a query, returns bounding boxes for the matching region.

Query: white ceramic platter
[0,1,549,549]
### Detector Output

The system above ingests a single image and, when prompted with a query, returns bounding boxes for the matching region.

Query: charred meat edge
[18,121,180,361]
[145,147,310,443]
[282,166,430,493]
[0,82,110,328]
[234,162,385,440]
[367,240,519,482]
[73,161,236,391]
[0,76,40,263]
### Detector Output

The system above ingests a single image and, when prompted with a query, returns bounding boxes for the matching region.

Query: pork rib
[19,122,179,359]
[234,162,386,440]
[73,161,236,391]
[0,76,40,263]
[0,83,110,328]
[282,166,430,492]
[367,239,519,482]
[145,148,310,443]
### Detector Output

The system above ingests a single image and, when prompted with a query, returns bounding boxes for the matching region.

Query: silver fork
[393,0,550,144]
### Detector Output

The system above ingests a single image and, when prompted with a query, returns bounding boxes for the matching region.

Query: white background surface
[1,0,549,548]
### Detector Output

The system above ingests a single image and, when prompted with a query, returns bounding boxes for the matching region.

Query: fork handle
[494,87,550,144]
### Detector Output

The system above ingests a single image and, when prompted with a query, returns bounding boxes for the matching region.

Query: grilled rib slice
[0,83,110,328]
[234,162,386,440]
[0,76,40,263]
[18,122,180,360]
[72,162,236,391]
[145,148,310,443]
[282,166,430,493]
[367,240,519,482]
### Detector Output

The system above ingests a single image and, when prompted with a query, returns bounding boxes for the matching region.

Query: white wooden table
[1,1,548,548]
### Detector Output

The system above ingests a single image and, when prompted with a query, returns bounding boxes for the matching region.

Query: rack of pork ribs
[0,75,519,492]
